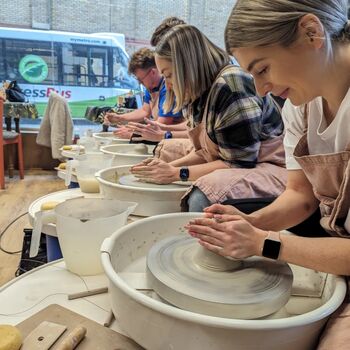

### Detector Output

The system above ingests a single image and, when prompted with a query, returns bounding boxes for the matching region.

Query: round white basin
[92,131,130,147]
[100,144,154,166]
[101,213,346,350]
[95,165,190,216]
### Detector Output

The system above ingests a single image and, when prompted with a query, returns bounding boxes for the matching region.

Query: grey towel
[36,92,74,159]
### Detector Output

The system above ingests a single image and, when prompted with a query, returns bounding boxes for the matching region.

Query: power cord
[0,212,28,255]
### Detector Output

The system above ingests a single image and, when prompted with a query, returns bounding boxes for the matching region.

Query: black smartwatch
[164,131,173,139]
[179,167,189,181]
[262,231,281,260]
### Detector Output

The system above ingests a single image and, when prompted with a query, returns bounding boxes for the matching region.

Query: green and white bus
[0,27,140,117]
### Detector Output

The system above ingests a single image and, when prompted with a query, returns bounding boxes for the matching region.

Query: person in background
[104,48,183,138]
[150,16,186,47]
[131,24,287,212]
[185,2,350,347]
[122,16,193,159]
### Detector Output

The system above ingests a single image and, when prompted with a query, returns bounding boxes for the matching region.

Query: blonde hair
[155,24,230,113]
[225,0,350,55]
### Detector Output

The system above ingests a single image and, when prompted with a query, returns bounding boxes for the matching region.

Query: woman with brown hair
[131,24,287,212]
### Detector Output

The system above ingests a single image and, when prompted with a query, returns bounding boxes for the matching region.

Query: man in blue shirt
[105,48,182,126]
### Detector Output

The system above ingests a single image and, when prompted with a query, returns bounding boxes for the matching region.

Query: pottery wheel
[118,174,190,189]
[146,236,293,319]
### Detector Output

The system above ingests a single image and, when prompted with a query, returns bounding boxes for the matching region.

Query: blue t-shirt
[143,78,182,118]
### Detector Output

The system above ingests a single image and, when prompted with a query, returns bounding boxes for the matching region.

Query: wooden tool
[67,287,108,300]
[21,321,67,350]
[55,326,87,350]
[103,310,115,328]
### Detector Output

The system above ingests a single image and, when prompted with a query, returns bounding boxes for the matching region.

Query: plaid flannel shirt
[185,65,283,168]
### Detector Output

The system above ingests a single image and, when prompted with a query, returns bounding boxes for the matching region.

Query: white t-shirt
[282,89,350,232]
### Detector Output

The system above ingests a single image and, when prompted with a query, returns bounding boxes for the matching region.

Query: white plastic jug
[78,135,96,152]
[31,198,137,275]
[65,152,112,192]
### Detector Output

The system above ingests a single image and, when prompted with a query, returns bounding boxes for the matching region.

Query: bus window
[2,39,58,84]
[113,47,138,90]
[62,43,88,86]
[62,43,109,88]
[0,40,5,79]
[90,47,109,87]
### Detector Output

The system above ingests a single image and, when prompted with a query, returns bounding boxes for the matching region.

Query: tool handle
[55,326,87,350]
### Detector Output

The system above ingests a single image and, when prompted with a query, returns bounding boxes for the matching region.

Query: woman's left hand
[185,215,267,259]
[130,158,179,184]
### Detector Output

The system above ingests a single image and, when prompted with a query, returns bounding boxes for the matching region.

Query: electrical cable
[0,212,28,255]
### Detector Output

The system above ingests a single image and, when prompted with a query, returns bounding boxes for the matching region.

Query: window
[113,47,139,90]
[2,39,58,84]
[62,43,109,87]
[90,47,109,87]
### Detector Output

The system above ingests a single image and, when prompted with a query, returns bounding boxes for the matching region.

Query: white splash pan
[100,144,154,167]
[101,213,346,350]
[95,165,190,216]
[92,131,130,147]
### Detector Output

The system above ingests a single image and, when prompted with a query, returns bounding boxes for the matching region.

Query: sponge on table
[0,325,22,350]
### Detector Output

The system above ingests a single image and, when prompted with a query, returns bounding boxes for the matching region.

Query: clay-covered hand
[185,216,267,259]
[203,203,249,222]
[113,125,133,139]
[130,158,178,184]
[126,119,163,142]
[104,112,126,125]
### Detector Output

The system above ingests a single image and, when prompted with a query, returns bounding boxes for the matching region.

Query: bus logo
[19,55,48,83]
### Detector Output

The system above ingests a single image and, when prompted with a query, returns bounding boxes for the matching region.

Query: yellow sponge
[40,201,60,211]
[0,325,22,350]
[62,145,72,150]
[58,162,67,170]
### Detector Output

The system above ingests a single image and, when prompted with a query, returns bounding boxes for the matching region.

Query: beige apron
[155,138,194,163]
[293,135,350,237]
[291,109,350,349]
[181,67,287,209]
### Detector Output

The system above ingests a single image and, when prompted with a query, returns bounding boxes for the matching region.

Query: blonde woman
[185,2,350,347]
[131,25,287,211]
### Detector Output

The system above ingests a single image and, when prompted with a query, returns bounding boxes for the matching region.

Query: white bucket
[33,197,137,275]
[100,144,154,166]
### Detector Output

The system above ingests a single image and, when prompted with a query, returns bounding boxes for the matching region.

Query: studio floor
[0,170,65,286]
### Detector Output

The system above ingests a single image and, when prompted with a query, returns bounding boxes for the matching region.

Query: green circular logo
[19,55,48,83]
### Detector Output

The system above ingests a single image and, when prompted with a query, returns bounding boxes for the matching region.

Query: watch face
[179,167,189,181]
[262,239,281,260]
